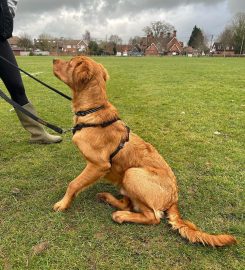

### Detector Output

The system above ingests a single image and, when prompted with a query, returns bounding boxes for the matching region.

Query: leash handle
[0,55,72,101]
[0,88,64,134]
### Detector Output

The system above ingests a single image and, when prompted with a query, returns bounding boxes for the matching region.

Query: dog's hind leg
[112,208,160,225]
[97,192,131,210]
[111,167,175,225]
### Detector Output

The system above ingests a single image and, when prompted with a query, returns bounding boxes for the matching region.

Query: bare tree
[38,33,54,40]
[129,36,141,45]
[218,26,234,55]
[143,21,174,38]
[108,34,122,45]
[83,30,91,43]
[36,33,55,51]
[17,33,33,50]
[232,12,245,54]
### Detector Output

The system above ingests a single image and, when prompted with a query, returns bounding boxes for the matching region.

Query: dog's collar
[75,105,105,117]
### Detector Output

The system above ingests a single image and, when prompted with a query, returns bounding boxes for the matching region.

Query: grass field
[0,56,244,270]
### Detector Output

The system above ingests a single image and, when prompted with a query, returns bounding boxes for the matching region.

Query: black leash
[0,88,65,134]
[0,55,72,133]
[0,55,72,101]
[0,84,130,161]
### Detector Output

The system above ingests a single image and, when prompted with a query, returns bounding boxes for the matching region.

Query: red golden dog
[53,56,236,247]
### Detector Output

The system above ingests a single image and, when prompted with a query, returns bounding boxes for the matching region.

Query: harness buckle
[118,142,124,149]
[62,127,74,134]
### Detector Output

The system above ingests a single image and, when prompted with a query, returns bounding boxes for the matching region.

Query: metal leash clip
[62,127,74,134]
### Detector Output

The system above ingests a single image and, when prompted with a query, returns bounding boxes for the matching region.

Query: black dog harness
[73,106,130,163]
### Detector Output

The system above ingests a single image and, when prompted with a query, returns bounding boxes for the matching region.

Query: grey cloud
[17,0,82,13]
[99,0,222,14]
[17,0,224,15]
[228,0,245,13]
[16,0,244,23]
[13,0,244,42]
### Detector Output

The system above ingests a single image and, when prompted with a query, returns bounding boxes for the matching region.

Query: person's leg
[0,39,28,105]
[0,40,62,144]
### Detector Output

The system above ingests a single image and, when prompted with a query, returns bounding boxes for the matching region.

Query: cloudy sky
[13,0,245,45]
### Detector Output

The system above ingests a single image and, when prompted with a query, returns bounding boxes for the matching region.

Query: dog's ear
[98,63,109,81]
[73,61,94,89]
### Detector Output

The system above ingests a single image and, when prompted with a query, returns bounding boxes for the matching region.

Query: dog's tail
[166,203,236,247]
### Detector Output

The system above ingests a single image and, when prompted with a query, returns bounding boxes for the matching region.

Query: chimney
[173,30,177,38]
[167,32,170,39]
[147,33,150,45]
[160,31,164,39]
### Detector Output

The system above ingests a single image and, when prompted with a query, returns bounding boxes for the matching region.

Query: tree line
[218,12,245,54]
[15,12,245,55]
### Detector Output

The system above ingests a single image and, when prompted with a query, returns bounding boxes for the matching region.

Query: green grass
[0,56,244,270]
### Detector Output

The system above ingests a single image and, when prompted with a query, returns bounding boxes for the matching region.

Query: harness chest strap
[72,117,120,134]
[72,118,130,163]
[109,126,130,163]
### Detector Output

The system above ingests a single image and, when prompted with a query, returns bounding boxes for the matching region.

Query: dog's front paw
[53,199,69,212]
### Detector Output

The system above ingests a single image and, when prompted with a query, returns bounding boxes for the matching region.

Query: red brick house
[142,30,184,56]
[145,43,159,56]
[8,36,21,55]
[166,31,184,54]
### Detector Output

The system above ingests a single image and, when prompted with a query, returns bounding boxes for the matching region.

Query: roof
[184,46,194,53]
[8,36,20,46]
[139,31,183,53]
[145,43,159,53]
[118,44,133,52]
[212,42,234,51]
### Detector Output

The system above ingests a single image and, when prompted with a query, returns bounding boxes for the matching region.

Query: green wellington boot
[15,102,62,144]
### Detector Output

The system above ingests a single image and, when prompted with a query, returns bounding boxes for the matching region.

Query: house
[183,46,195,56]
[211,42,235,56]
[34,38,88,55]
[34,38,57,53]
[145,43,159,56]
[116,44,143,56]
[140,30,184,56]
[166,31,184,55]
[8,36,20,48]
[8,36,30,56]
[61,39,88,54]
[128,46,143,56]
[8,36,21,55]
[116,44,133,56]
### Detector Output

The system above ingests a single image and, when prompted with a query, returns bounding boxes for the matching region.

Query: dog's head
[53,56,109,91]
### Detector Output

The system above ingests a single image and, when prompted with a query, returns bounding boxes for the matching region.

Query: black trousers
[0,39,28,105]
